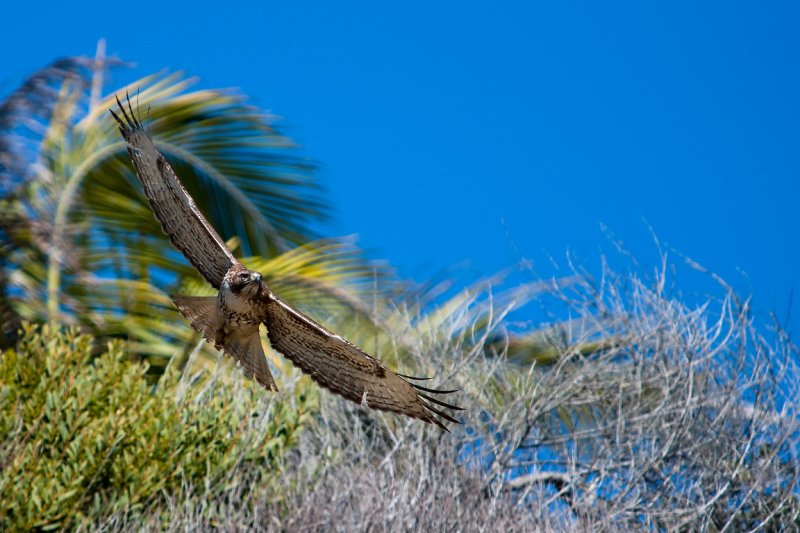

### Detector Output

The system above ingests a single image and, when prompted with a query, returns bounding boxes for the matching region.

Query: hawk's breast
[219,283,266,326]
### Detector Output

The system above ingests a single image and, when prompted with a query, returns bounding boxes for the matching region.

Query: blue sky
[3,1,798,332]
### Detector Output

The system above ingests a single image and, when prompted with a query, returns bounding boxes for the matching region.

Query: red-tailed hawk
[110,95,461,429]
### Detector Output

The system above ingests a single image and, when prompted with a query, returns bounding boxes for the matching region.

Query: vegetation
[0,54,384,370]
[1,52,798,531]
[0,323,311,530]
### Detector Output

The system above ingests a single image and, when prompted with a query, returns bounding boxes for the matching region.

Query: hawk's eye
[239,272,249,281]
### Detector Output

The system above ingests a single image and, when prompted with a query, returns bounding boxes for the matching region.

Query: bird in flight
[110,94,461,429]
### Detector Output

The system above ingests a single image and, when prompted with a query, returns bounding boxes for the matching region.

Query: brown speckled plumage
[111,94,462,430]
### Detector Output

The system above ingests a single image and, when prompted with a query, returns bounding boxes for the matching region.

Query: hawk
[110,95,461,429]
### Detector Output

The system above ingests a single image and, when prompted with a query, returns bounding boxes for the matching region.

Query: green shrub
[0,323,312,531]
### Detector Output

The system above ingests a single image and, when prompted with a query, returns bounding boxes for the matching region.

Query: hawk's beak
[254,272,262,284]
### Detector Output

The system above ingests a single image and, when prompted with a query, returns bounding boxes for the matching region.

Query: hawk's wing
[262,295,462,430]
[110,95,237,289]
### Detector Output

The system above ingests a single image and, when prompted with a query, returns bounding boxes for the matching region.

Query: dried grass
[87,254,800,531]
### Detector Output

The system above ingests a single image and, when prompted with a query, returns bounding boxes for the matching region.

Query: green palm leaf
[0,59,384,365]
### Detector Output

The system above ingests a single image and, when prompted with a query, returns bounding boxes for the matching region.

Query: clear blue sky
[3,1,798,332]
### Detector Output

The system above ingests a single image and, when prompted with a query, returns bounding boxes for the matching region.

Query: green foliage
[0,324,312,531]
[0,59,390,364]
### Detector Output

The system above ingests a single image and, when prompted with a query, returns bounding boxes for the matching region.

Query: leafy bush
[0,323,312,530]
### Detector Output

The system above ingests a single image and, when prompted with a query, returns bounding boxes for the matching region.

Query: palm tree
[0,46,386,371]
[0,45,591,375]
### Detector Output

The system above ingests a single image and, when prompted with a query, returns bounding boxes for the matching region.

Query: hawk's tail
[171,294,278,391]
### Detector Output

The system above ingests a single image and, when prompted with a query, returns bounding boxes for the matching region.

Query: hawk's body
[110,95,461,429]
[173,264,278,391]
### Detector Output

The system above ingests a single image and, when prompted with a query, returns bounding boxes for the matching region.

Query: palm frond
[81,74,325,257]
[0,64,355,362]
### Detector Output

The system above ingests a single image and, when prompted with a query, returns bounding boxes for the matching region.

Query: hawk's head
[223,263,263,298]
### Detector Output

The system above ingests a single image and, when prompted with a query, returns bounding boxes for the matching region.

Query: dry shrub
[28,255,800,531]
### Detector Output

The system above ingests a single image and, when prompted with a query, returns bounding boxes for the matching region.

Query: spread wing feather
[262,295,462,429]
[110,94,237,289]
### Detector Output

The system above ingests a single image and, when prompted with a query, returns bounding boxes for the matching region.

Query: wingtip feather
[410,382,459,395]
[125,89,139,128]
[108,107,122,125]
[395,371,463,430]
[417,392,465,412]
[112,92,141,133]
[421,401,461,426]
[431,417,451,432]
[396,373,434,381]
